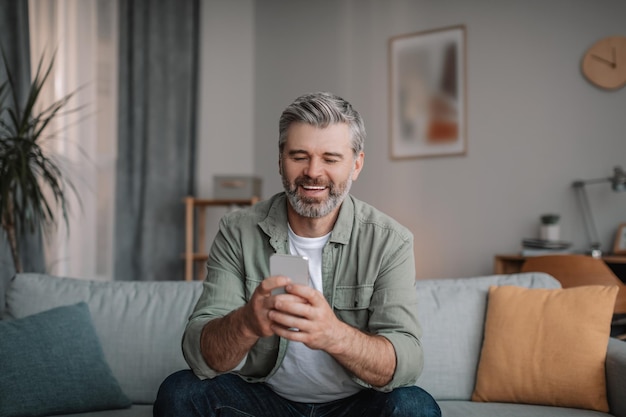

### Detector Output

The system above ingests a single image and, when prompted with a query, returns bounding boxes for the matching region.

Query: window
[28,0,118,280]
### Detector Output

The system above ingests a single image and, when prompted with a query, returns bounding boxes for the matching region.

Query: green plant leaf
[0,45,85,272]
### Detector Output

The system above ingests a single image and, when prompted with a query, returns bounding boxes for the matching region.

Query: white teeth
[303,185,325,190]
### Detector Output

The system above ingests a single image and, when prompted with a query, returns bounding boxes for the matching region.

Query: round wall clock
[581,35,626,90]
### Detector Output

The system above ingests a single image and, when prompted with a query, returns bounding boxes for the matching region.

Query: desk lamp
[573,166,626,258]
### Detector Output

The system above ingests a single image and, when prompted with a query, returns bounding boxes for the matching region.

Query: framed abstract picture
[389,25,467,159]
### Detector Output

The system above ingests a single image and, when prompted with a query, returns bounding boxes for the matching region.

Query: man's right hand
[241,275,293,338]
[200,275,294,372]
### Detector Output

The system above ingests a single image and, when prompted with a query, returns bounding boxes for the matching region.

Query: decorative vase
[539,214,561,241]
[540,224,560,241]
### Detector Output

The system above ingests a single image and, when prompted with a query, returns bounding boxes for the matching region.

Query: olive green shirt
[182,192,423,392]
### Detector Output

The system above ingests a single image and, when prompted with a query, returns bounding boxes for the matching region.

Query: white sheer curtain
[28,0,118,280]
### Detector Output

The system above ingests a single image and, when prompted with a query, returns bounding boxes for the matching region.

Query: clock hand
[591,53,616,68]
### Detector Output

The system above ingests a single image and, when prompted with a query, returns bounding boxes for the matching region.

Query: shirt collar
[259,192,354,249]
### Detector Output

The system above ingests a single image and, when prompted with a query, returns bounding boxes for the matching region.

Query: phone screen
[270,254,309,295]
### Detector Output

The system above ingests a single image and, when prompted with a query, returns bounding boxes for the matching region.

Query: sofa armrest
[607,338,626,417]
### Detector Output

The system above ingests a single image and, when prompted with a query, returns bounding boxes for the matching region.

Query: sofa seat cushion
[5,273,204,404]
[439,401,612,417]
[472,285,617,412]
[414,273,561,400]
[0,303,131,417]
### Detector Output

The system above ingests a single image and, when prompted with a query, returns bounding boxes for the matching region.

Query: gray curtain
[115,0,199,281]
[0,0,45,315]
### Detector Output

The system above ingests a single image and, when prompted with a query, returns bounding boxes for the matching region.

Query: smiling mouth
[298,184,328,199]
[302,185,327,191]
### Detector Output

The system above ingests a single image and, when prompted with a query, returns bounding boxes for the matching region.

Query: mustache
[295,177,330,188]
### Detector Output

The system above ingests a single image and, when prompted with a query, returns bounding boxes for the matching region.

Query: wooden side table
[493,254,527,274]
[494,253,626,281]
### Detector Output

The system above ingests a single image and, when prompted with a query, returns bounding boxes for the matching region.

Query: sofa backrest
[6,272,561,404]
[414,272,561,401]
[5,273,204,404]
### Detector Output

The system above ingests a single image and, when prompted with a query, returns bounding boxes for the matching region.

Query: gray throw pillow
[0,302,131,417]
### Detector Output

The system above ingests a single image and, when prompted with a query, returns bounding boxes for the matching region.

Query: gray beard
[282,174,353,218]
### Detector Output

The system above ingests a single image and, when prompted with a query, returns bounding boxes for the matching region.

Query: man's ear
[278,156,283,176]
[352,151,365,181]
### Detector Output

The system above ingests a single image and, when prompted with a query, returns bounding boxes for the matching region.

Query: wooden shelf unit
[183,196,259,281]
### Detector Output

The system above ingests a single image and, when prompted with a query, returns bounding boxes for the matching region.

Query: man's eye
[325,159,339,164]
[293,157,307,161]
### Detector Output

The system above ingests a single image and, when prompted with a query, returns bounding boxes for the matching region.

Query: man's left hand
[268,284,347,354]
[268,284,396,387]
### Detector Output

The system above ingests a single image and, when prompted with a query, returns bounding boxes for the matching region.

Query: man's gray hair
[278,92,366,157]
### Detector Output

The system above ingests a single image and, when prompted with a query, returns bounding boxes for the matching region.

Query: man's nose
[304,158,323,178]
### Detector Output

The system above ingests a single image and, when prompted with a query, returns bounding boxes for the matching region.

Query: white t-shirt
[264,226,362,402]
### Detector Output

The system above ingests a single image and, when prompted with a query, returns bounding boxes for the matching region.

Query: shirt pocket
[333,285,374,329]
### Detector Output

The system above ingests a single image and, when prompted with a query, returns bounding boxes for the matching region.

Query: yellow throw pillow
[471,285,618,412]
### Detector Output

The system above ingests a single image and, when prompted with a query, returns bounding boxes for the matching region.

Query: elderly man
[154,92,440,417]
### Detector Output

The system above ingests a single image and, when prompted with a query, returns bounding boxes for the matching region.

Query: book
[521,238,572,250]
[521,248,574,257]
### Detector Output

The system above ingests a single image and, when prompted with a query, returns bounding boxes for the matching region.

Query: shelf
[189,198,260,207]
[180,253,209,262]
[183,196,259,281]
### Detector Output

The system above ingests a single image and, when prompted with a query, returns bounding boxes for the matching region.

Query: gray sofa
[2,272,625,417]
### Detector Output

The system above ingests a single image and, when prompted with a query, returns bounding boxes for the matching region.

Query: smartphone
[270,254,309,295]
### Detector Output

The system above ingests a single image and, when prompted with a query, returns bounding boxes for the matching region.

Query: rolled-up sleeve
[182,216,249,379]
[182,314,215,379]
[363,233,423,391]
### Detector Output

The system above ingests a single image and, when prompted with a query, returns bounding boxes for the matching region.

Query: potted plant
[0,49,80,273]
[540,213,560,242]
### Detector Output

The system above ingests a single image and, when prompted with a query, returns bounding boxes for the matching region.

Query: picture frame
[613,223,626,255]
[389,25,467,159]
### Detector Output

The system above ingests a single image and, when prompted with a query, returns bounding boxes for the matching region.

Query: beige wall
[198,0,626,279]
[197,0,255,198]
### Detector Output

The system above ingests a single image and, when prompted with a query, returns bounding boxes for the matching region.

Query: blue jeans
[153,370,441,417]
